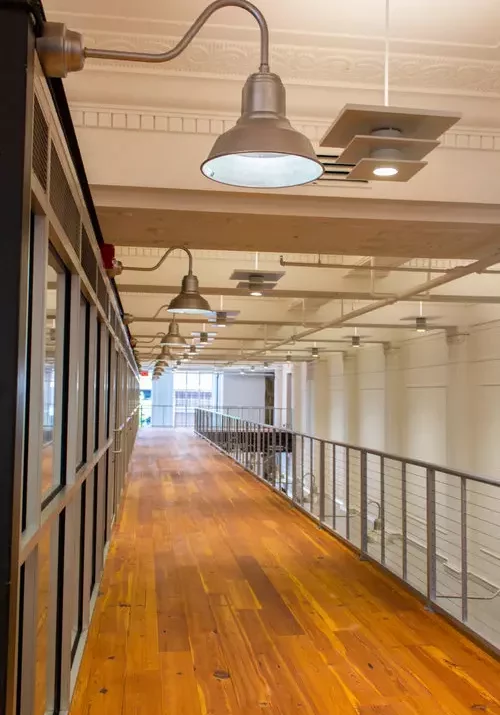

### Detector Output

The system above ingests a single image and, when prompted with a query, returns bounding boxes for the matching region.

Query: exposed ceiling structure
[43,0,500,370]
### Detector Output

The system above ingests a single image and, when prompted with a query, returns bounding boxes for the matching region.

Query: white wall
[222,373,266,408]
[306,319,500,480]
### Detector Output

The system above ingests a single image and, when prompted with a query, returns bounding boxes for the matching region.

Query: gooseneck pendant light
[117,245,211,316]
[161,319,187,348]
[36,1,323,189]
[201,70,323,188]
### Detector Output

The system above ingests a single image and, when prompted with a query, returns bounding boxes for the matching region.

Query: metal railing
[194,407,500,655]
[219,406,292,428]
[139,404,291,429]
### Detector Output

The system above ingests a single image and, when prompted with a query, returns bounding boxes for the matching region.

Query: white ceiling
[44,0,500,55]
[42,0,500,368]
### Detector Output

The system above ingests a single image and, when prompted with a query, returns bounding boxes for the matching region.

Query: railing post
[292,434,297,501]
[319,441,326,523]
[360,450,368,556]
[346,448,350,540]
[461,477,468,623]
[380,455,386,565]
[402,461,407,581]
[301,436,305,505]
[426,467,437,609]
[332,444,337,531]
[272,426,277,487]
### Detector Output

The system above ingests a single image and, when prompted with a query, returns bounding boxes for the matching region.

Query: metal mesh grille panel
[50,144,81,256]
[33,97,49,190]
[81,227,97,290]
[97,271,109,317]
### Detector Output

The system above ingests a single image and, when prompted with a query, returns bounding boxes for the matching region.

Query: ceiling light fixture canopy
[215,311,227,327]
[248,274,264,297]
[351,335,361,348]
[416,316,427,333]
[312,347,319,359]
[37,1,322,189]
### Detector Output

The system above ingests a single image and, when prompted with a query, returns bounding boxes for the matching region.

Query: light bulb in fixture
[373,166,399,177]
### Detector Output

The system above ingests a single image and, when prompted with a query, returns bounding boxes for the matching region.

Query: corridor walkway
[70,430,500,715]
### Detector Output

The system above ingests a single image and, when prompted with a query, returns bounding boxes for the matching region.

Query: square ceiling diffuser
[337,135,439,165]
[319,104,461,183]
[229,270,285,282]
[348,158,427,181]
[320,105,461,147]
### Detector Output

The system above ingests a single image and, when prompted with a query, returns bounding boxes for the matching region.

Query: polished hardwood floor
[70,429,500,715]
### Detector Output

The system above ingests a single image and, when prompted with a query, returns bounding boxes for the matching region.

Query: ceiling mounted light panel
[320,104,461,183]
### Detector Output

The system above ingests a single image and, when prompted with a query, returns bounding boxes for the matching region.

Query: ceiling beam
[119,283,500,304]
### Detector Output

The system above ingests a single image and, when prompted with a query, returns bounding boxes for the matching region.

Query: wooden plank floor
[70,429,500,715]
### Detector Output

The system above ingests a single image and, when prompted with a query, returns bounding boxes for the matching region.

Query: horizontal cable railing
[139,404,292,429]
[194,407,500,655]
[218,406,292,428]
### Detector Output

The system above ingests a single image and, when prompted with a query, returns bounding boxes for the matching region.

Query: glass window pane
[94,321,101,451]
[35,520,59,715]
[71,490,83,662]
[42,251,67,501]
[77,297,88,467]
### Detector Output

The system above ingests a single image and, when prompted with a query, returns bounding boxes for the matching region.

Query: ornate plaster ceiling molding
[71,104,500,153]
[73,29,500,97]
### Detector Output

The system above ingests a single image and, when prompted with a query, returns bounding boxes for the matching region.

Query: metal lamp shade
[167,273,212,315]
[162,320,187,348]
[201,72,323,189]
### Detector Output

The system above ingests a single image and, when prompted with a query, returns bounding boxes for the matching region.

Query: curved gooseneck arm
[85,0,270,73]
[122,245,193,274]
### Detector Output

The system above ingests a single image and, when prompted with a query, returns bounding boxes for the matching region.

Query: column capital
[383,342,400,356]
[446,327,469,346]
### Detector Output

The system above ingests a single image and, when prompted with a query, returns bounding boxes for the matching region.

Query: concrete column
[329,354,346,441]
[384,344,404,454]
[344,354,359,444]
[152,371,174,425]
[274,366,289,426]
[446,332,471,471]
[310,358,332,440]
[292,362,307,433]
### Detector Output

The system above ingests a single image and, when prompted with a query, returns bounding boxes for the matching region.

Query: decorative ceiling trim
[72,105,500,152]
[73,29,500,97]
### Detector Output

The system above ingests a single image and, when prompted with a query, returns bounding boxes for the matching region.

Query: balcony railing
[194,407,500,655]
[139,404,291,429]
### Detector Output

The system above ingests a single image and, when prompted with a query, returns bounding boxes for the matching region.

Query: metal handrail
[196,407,498,488]
[194,406,500,656]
